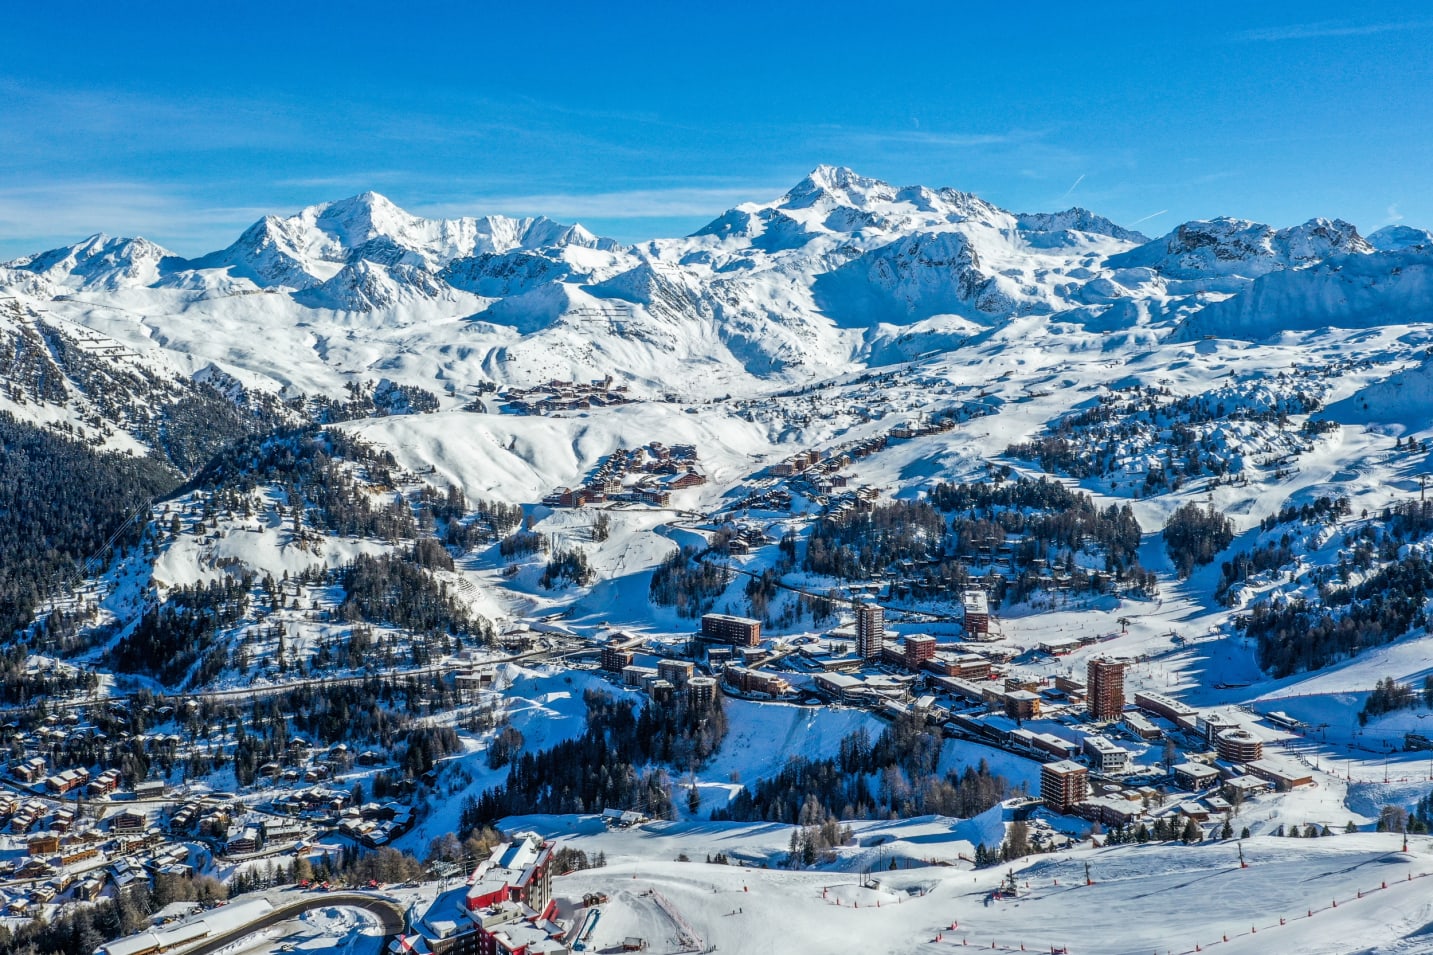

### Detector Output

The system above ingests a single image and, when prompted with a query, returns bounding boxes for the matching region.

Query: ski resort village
[4,165,1433,955]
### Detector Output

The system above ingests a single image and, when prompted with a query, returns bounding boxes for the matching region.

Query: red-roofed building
[395,834,562,955]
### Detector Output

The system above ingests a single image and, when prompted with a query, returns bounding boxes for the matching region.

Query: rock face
[1107,217,1371,282]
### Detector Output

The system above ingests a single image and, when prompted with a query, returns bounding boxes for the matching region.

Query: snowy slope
[1176,247,1433,340]
[497,819,1433,955]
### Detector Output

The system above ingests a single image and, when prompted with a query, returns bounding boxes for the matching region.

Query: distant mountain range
[3,165,1431,404]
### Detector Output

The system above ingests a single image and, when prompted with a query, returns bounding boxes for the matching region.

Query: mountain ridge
[1,167,1427,401]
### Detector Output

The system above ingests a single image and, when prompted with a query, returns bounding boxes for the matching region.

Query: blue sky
[2,1,1430,257]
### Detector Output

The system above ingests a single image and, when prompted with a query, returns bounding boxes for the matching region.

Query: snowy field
[506,817,1433,955]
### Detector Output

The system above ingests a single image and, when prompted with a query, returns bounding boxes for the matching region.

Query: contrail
[1060,174,1085,200]
[1129,209,1169,226]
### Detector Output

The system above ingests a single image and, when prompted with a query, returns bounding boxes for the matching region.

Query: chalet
[58,844,100,866]
[722,666,792,699]
[602,808,648,828]
[1178,802,1211,823]
[226,826,262,855]
[46,768,91,795]
[663,470,706,490]
[88,768,122,797]
[107,858,146,889]
[455,669,493,697]
[14,756,46,783]
[111,810,148,833]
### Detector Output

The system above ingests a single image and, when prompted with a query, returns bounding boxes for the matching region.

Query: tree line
[714,712,1014,823]
[461,687,728,826]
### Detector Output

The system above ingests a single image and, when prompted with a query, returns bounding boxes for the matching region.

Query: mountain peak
[305,191,415,245]
[787,165,894,207]
[320,190,403,216]
[6,233,179,291]
[1015,208,1148,244]
[805,164,870,190]
[1369,224,1433,252]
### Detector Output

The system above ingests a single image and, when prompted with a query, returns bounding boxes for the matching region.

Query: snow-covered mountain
[1368,224,1433,252]
[1175,246,1433,340]
[7,233,182,291]
[0,165,1425,404]
[189,191,616,291]
[1105,216,1372,289]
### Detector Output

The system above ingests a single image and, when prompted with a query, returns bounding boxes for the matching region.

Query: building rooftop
[814,672,863,689]
[1043,759,1087,775]
[703,612,761,625]
[1084,736,1127,754]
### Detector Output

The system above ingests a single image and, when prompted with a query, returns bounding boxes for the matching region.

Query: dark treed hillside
[715,711,1013,823]
[463,688,728,825]
[0,413,179,641]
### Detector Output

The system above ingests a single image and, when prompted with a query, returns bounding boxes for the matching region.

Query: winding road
[178,892,405,955]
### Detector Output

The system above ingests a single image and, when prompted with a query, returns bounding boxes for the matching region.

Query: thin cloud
[1385,204,1405,224]
[1233,19,1433,42]
[1129,209,1169,226]
[848,129,1017,149]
